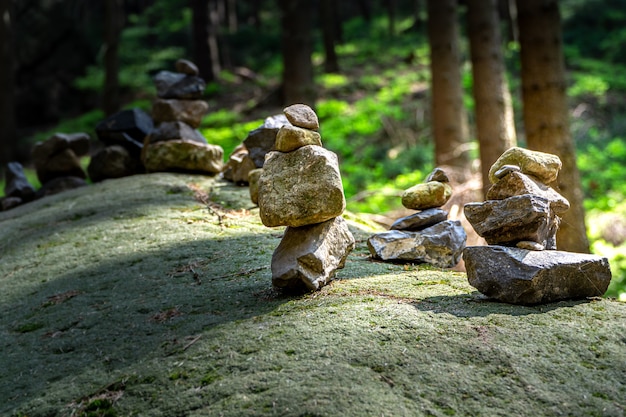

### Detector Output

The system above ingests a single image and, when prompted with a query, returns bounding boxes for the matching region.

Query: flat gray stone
[142,140,223,174]
[146,121,207,145]
[367,220,467,268]
[272,216,355,292]
[464,245,612,305]
[390,208,448,231]
[283,103,319,131]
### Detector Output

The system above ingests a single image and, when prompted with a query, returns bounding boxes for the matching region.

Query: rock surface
[146,121,207,145]
[274,125,322,152]
[95,108,153,156]
[88,145,143,182]
[464,245,612,304]
[151,98,209,128]
[243,114,291,168]
[258,145,346,227]
[32,133,90,184]
[390,208,448,231]
[272,216,355,291]
[367,220,467,268]
[153,71,205,100]
[283,103,320,130]
[4,162,35,201]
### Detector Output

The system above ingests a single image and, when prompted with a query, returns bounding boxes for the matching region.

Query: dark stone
[146,121,207,145]
[4,162,36,201]
[88,145,143,182]
[95,108,154,156]
[426,167,449,183]
[153,70,206,99]
[35,176,87,198]
[464,194,559,250]
[464,245,612,305]
[367,220,467,268]
[1,196,23,211]
[31,133,91,184]
[243,114,291,168]
[175,59,200,76]
[390,208,448,231]
[272,216,355,292]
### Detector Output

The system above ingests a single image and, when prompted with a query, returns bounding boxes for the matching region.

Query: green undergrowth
[1,173,624,416]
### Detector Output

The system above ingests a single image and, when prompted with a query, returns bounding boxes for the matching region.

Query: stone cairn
[222,114,291,188]
[463,147,612,305]
[257,104,355,292]
[141,59,223,174]
[367,168,467,268]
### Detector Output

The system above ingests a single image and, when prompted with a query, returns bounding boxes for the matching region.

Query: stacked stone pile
[463,147,612,305]
[141,59,223,174]
[32,132,90,196]
[367,168,467,268]
[222,114,291,185]
[88,108,152,182]
[258,104,355,292]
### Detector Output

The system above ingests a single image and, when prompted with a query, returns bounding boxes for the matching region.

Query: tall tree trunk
[279,0,315,106]
[191,0,214,82]
[208,0,222,78]
[516,0,589,253]
[320,0,339,73]
[427,0,470,171]
[0,0,16,173]
[467,0,517,198]
[103,0,124,116]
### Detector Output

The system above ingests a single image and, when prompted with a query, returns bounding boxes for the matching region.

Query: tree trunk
[0,0,16,173]
[103,0,124,116]
[427,0,470,171]
[279,0,315,106]
[191,0,214,82]
[208,0,222,79]
[320,0,339,73]
[516,0,589,253]
[467,0,517,198]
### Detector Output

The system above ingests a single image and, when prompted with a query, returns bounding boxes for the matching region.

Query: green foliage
[200,112,263,160]
[578,138,626,211]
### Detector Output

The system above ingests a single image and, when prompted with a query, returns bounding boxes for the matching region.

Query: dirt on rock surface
[0,173,624,417]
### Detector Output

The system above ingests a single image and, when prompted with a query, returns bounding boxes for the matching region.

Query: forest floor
[1,173,625,416]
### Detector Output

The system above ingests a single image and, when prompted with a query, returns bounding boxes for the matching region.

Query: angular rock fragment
[243,114,291,168]
[272,217,355,291]
[248,168,263,205]
[258,145,346,227]
[486,170,569,214]
[367,220,467,268]
[464,245,612,305]
[88,145,142,182]
[4,162,36,202]
[175,59,199,76]
[151,98,209,128]
[95,108,153,155]
[146,121,207,145]
[464,194,559,249]
[390,208,448,231]
[153,70,206,100]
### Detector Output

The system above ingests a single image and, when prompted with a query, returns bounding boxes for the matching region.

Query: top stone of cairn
[488,147,562,185]
[283,104,319,131]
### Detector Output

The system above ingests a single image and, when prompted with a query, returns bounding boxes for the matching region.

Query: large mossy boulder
[0,173,624,417]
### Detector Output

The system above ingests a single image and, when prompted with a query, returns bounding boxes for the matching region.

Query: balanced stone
[283,103,319,131]
[401,181,452,210]
[142,140,223,174]
[274,125,322,152]
[486,170,570,214]
[153,71,205,100]
[95,108,153,156]
[152,98,208,128]
[228,152,257,184]
[258,145,345,227]
[464,245,612,305]
[426,167,449,183]
[248,168,263,205]
[488,147,562,185]
[175,59,199,76]
[464,194,558,249]
[146,121,207,145]
[243,114,291,168]
[367,220,467,268]
[272,216,355,291]
[4,162,35,202]
[390,208,448,231]
[33,146,86,184]
[88,145,142,182]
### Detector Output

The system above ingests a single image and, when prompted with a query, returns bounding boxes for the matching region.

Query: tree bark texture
[517,0,589,253]
[191,0,214,82]
[320,0,339,73]
[467,0,517,198]
[427,0,470,170]
[0,0,16,170]
[103,0,124,116]
[279,0,315,106]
